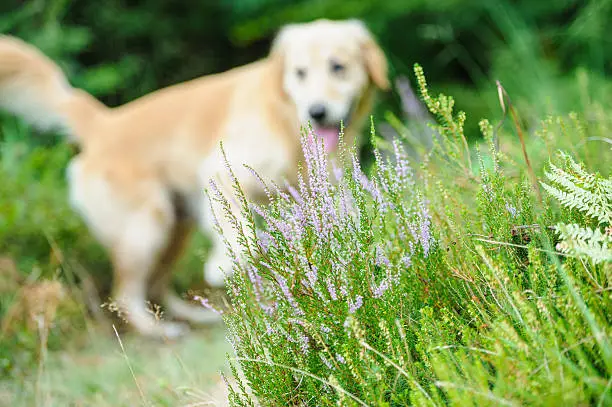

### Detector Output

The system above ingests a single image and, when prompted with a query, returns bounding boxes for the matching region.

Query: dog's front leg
[196,171,255,290]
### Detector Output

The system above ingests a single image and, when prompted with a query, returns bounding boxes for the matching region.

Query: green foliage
[541,151,612,265]
[217,66,611,406]
[542,151,612,226]
[0,117,103,283]
[555,223,612,264]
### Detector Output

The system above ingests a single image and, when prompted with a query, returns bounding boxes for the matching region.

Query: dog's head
[271,19,389,151]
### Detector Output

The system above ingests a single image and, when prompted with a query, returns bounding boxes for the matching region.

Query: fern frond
[541,152,612,225]
[542,151,612,264]
[559,151,597,188]
[554,223,612,264]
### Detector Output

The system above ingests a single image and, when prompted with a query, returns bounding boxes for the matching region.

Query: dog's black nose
[308,104,327,122]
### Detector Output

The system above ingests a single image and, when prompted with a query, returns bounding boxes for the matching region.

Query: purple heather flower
[393,139,412,181]
[291,202,306,225]
[482,183,494,202]
[338,187,353,219]
[335,353,346,364]
[284,180,304,205]
[270,180,292,203]
[265,320,277,335]
[222,154,239,186]
[274,272,304,316]
[372,278,390,299]
[206,180,226,223]
[331,158,344,183]
[262,301,277,316]
[256,229,272,252]
[320,354,334,370]
[370,180,385,210]
[306,263,318,288]
[247,265,264,302]
[375,245,391,268]
[505,201,518,218]
[348,295,363,314]
[287,318,306,327]
[252,203,294,243]
[417,199,434,258]
[245,165,273,202]
[407,220,419,242]
[401,254,412,268]
[352,155,368,189]
[314,286,328,303]
[300,333,310,355]
[193,295,223,315]
[327,279,338,301]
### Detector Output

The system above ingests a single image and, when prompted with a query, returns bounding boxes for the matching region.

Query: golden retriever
[0,18,389,338]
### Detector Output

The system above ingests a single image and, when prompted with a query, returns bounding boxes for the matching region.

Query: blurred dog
[0,19,389,338]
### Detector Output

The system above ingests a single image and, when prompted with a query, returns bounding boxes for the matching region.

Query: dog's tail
[0,35,109,143]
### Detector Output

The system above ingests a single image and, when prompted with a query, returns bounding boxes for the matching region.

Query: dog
[0,19,389,338]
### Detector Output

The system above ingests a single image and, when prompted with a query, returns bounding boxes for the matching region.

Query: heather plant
[209,64,611,406]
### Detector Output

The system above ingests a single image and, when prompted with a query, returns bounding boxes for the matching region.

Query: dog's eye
[330,61,345,75]
[296,68,307,80]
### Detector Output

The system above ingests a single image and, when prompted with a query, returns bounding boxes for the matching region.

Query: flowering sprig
[209,124,439,399]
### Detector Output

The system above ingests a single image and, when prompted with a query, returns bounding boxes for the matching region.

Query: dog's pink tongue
[315,127,339,152]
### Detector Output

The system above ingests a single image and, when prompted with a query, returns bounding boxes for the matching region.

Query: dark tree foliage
[1,0,608,116]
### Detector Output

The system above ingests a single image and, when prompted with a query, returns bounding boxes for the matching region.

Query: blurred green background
[1,0,611,395]
[2,0,611,130]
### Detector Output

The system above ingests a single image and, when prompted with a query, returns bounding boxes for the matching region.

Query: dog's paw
[158,321,190,340]
[204,270,227,289]
[203,254,231,289]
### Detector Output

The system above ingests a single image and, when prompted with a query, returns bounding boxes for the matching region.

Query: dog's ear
[348,20,390,91]
[269,24,298,95]
[270,24,299,59]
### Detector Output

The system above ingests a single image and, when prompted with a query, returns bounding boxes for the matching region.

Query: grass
[0,326,230,407]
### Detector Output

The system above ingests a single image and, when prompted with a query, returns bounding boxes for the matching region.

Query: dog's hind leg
[109,200,191,339]
[148,219,193,304]
[67,160,189,339]
[148,219,222,325]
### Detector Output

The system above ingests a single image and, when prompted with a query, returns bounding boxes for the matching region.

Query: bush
[214,66,611,406]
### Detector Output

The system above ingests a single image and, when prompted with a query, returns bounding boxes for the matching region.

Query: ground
[0,324,232,407]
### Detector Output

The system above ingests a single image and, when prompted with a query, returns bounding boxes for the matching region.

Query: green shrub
[215,66,611,406]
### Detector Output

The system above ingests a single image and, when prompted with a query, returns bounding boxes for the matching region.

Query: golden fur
[0,19,389,338]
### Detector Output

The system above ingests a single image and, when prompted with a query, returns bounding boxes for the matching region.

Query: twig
[43,230,102,338]
[35,317,50,407]
[112,324,149,407]
[429,344,499,356]
[598,374,612,407]
[473,237,568,257]
[496,81,542,203]
[510,224,555,231]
